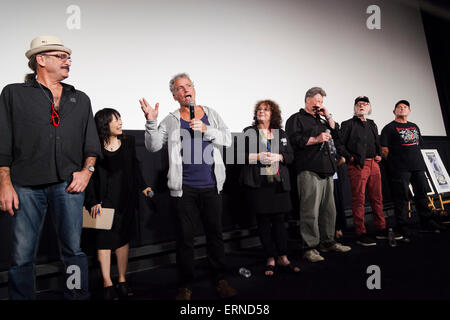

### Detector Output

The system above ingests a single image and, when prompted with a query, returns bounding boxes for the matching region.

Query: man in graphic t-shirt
[380,100,446,240]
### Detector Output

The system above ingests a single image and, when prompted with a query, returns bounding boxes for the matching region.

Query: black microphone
[313,106,321,115]
[189,100,195,120]
[320,129,331,150]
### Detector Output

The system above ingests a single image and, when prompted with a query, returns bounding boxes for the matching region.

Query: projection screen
[0,0,445,135]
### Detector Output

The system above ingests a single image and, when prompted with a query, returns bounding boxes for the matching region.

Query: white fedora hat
[25,35,71,59]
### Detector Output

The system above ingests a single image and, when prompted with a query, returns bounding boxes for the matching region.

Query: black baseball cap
[354,96,370,105]
[394,100,410,110]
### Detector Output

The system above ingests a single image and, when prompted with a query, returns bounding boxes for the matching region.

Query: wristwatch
[84,165,95,173]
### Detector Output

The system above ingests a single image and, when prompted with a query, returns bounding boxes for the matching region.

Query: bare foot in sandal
[277,255,300,273]
[265,257,275,276]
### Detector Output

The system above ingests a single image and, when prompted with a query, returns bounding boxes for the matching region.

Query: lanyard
[37,81,61,127]
[258,129,280,178]
[50,103,60,127]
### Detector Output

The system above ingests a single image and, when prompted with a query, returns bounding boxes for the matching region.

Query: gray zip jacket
[144,105,231,197]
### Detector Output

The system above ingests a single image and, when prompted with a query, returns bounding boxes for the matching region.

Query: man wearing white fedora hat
[0,35,102,300]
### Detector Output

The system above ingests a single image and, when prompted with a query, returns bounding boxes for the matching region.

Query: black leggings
[256,213,288,260]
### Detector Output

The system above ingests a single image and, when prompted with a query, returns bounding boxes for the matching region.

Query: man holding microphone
[286,87,351,263]
[139,73,237,300]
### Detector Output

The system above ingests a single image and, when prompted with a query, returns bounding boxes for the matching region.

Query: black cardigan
[338,116,381,168]
[239,126,294,191]
[84,135,147,211]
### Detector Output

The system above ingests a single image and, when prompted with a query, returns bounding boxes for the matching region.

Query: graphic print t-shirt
[380,121,426,172]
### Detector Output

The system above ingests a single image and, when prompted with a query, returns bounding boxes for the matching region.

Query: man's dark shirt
[338,116,381,168]
[0,80,102,186]
[285,108,340,177]
[364,123,376,158]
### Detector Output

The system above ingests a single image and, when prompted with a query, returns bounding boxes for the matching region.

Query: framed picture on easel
[421,149,450,194]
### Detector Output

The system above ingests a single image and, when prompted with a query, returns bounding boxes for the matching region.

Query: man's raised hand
[139,98,159,121]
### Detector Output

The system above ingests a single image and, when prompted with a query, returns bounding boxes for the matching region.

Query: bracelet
[325,114,333,120]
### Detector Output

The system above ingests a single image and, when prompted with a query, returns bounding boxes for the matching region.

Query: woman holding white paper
[85,108,152,300]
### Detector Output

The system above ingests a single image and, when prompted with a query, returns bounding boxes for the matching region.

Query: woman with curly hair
[240,100,300,276]
[85,108,152,300]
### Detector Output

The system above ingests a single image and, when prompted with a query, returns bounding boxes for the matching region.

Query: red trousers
[347,159,386,235]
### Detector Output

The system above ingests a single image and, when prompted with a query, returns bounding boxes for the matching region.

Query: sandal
[278,263,300,273]
[103,285,119,300]
[116,281,134,298]
[264,264,275,276]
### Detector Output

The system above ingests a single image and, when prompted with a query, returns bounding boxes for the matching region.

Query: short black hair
[94,108,122,146]
[394,100,410,110]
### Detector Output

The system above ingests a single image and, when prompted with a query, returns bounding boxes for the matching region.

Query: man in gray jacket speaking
[139,73,237,300]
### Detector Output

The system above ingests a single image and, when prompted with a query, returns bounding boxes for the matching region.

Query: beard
[356,109,371,117]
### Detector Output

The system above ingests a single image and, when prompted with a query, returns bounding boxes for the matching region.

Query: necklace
[105,138,121,151]
[37,80,61,107]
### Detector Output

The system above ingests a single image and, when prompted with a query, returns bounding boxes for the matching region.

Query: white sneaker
[303,249,325,262]
[320,242,351,253]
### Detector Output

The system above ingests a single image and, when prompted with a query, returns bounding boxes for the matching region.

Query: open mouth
[185,94,192,99]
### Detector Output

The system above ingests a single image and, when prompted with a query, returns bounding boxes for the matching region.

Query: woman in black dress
[85,108,152,299]
[240,100,300,276]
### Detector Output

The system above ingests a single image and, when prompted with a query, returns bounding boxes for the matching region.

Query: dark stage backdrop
[0,131,449,274]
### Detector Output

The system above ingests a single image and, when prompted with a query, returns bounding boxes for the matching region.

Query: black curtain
[420,0,450,136]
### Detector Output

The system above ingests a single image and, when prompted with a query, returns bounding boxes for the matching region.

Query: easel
[408,200,412,218]
[421,149,450,220]
[428,193,449,218]
[408,192,448,220]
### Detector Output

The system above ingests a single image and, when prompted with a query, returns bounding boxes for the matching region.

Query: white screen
[0,0,445,135]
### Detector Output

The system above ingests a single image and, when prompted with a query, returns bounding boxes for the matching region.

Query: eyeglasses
[356,102,370,107]
[41,53,71,62]
[256,107,271,112]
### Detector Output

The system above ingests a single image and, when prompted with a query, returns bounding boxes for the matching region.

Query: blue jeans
[8,181,90,300]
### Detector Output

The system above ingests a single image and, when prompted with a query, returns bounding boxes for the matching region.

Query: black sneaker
[433,219,447,231]
[421,219,446,233]
[398,227,412,243]
[375,229,403,240]
[356,234,377,247]
[400,236,411,243]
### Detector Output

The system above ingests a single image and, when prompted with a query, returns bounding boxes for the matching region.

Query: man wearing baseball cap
[380,100,446,241]
[339,96,402,246]
[0,36,102,299]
